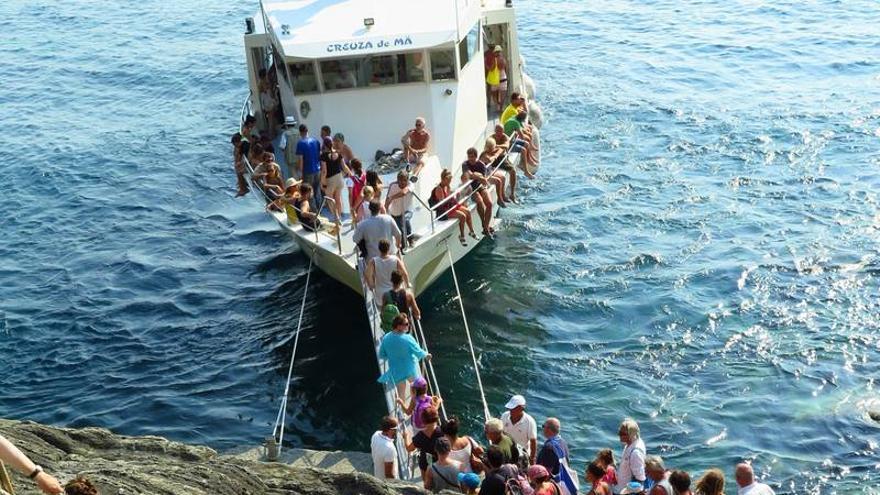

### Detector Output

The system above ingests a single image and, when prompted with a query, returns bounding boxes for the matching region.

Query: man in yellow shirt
[501,92,525,125]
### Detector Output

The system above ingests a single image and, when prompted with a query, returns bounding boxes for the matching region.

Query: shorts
[324,173,345,196]
[490,79,508,92]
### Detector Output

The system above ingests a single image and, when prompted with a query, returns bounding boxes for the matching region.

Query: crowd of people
[230,84,539,240]
[0,434,99,494]
[369,402,776,495]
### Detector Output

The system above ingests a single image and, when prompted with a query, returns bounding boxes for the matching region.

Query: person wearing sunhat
[501,394,538,464]
[277,116,300,180]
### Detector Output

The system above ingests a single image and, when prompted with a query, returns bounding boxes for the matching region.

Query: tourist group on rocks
[370,393,776,495]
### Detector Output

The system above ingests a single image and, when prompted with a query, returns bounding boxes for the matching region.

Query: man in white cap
[500,394,537,464]
[277,116,300,180]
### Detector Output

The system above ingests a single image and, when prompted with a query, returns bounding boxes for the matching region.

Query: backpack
[380,297,400,332]
[506,474,535,495]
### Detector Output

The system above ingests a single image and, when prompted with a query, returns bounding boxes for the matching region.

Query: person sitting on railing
[401,117,431,181]
[382,270,420,321]
[367,239,408,300]
[231,133,250,197]
[256,159,285,200]
[385,170,415,248]
[501,92,525,128]
[489,125,529,197]
[353,201,401,260]
[431,169,477,246]
[293,183,321,231]
[320,136,352,223]
[241,114,259,141]
[267,178,301,214]
[504,110,540,171]
[479,137,512,204]
[463,147,502,235]
[378,313,431,399]
[247,142,264,169]
[395,376,442,432]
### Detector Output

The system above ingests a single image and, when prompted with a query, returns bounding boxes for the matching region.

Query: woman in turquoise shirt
[378,313,431,399]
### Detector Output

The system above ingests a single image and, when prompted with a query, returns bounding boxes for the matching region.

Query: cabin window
[458,23,481,70]
[396,53,426,83]
[320,58,366,90]
[366,53,426,85]
[288,61,319,94]
[430,49,456,81]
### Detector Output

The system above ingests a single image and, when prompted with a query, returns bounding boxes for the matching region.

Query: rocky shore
[0,419,434,495]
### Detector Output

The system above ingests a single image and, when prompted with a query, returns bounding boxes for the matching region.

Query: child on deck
[395,377,442,431]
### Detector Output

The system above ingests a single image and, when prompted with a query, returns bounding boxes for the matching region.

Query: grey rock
[0,419,448,495]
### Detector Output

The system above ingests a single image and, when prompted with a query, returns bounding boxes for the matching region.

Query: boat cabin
[244,0,524,167]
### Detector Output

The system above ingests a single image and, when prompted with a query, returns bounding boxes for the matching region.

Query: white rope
[445,245,491,422]
[272,253,315,454]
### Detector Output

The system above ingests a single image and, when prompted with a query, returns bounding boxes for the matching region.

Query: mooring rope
[445,245,491,421]
[272,252,315,454]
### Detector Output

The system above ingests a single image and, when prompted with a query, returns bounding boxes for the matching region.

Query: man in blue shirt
[536,417,569,477]
[296,124,322,210]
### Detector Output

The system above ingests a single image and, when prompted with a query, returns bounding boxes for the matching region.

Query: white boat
[240,0,541,478]
[239,0,541,297]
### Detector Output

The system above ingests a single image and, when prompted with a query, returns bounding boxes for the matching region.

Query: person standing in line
[423,436,463,492]
[645,455,673,495]
[595,448,619,487]
[382,271,421,321]
[385,170,415,249]
[366,239,409,300]
[377,314,430,399]
[352,201,402,260]
[277,116,300,180]
[501,394,538,465]
[536,417,569,477]
[404,406,445,482]
[586,461,613,495]
[370,416,399,480]
[0,434,64,494]
[669,470,693,495]
[734,463,775,495]
[484,418,519,466]
[694,468,725,495]
[295,124,322,211]
[614,418,647,494]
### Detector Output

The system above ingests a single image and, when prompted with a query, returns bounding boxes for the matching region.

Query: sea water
[2,0,879,492]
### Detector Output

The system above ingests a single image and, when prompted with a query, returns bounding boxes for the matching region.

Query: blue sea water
[2,0,880,492]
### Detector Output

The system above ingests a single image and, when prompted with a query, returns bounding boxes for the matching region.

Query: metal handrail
[427,126,523,222]
[409,192,435,234]
[240,94,343,253]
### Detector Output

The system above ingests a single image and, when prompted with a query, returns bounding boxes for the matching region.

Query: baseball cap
[458,472,481,489]
[412,377,428,388]
[504,394,526,409]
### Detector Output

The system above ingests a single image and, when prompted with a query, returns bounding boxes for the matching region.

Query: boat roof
[261,0,480,59]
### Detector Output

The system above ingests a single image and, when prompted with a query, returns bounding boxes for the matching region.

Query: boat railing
[240,94,345,253]
[428,127,523,222]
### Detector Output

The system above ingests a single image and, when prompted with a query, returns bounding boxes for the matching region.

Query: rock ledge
[0,419,430,495]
